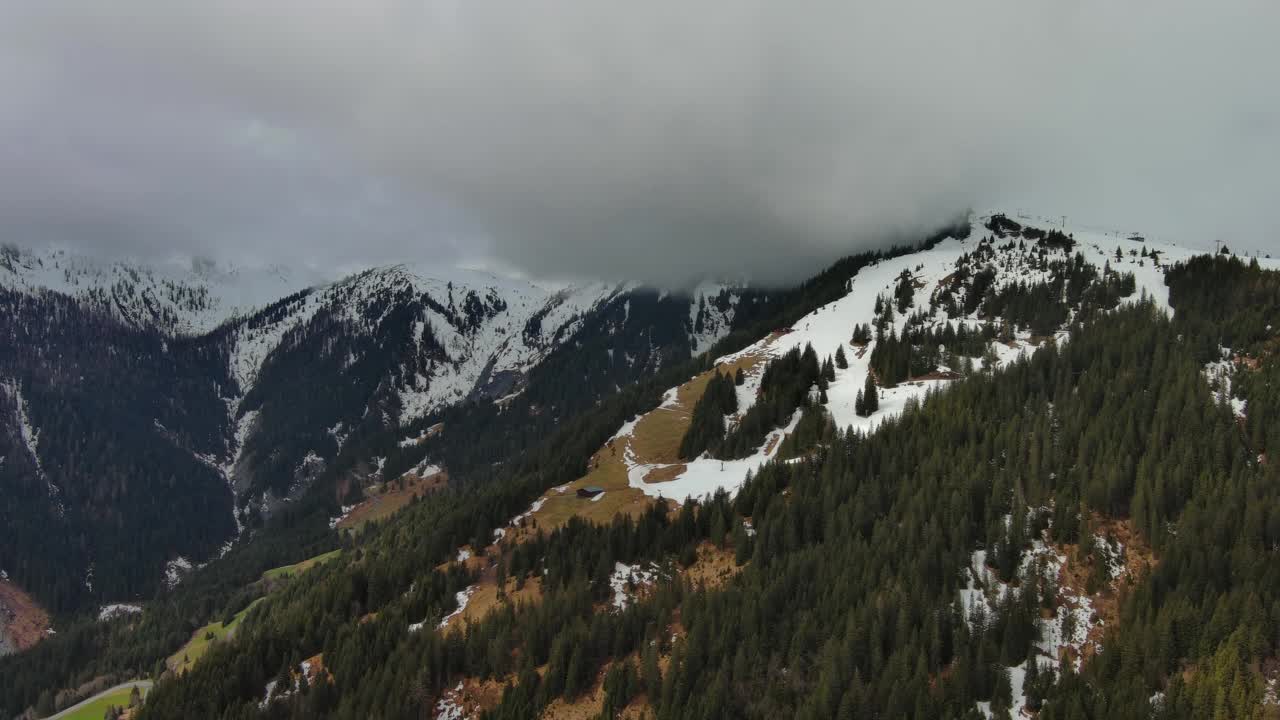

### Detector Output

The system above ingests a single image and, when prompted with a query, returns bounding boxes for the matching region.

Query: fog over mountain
[2,1,1277,286]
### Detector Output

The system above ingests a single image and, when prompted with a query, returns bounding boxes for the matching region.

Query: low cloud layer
[2,1,1277,286]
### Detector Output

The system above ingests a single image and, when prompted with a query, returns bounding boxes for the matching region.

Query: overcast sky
[2,1,1277,286]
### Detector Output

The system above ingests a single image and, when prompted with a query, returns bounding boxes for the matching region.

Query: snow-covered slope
[622,210,1262,503]
[0,244,328,335]
[220,264,641,508]
[686,280,745,356]
[353,264,626,417]
[221,264,749,438]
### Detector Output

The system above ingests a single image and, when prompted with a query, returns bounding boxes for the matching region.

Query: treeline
[678,371,739,459]
[870,247,1138,385]
[712,345,823,460]
[870,320,993,385]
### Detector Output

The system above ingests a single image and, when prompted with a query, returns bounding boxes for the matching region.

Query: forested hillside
[132,256,1280,720]
[0,287,236,612]
[8,216,1277,720]
[0,219,962,719]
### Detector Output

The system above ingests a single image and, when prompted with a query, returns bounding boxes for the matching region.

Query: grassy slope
[148,546,350,683]
[58,686,144,720]
[513,352,765,537]
[261,549,343,582]
[336,471,447,534]
[166,548,343,674]
[165,597,264,674]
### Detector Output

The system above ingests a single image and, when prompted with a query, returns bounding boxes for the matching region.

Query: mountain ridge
[0,245,752,615]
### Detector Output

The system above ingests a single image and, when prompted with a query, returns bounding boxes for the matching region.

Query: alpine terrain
[3,211,1279,720]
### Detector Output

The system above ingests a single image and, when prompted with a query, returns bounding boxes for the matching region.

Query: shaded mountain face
[0,251,748,612]
[0,288,236,611]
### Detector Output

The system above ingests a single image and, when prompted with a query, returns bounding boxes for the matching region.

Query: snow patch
[163,556,195,589]
[1204,353,1247,419]
[959,509,1103,718]
[507,498,546,528]
[439,586,477,629]
[0,379,62,515]
[412,586,478,633]
[258,658,319,709]
[400,459,441,481]
[328,505,357,530]
[626,410,802,502]
[434,682,468,720]
[609,562,658,610]
[98,604,143,621]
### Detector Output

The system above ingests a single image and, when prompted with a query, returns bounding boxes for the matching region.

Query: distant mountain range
[0,244,753,613]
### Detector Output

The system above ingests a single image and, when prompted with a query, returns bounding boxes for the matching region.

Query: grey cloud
[2,1,1277,286]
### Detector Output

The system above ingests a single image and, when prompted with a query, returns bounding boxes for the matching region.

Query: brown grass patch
[642,464,687,483]
[523,352,767,533]
[301,652,333,685]
[442,569,545,634]
[1055,516,1155,665]
[337,469,447,532]
[682,542,742,589]
[0,579,50,652]
[438,675,512,719]
[434,545,492,574]
[910,369,962,382]
[541,667,608,720]
[630,355,763,464]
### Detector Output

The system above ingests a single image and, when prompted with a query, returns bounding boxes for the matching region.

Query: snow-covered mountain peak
[0,244,329,335]
[616,207,1280,506]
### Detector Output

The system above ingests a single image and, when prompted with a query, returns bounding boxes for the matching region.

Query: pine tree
[275,661,292,696]
[835,344,849,369]
[863,374,879,414]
